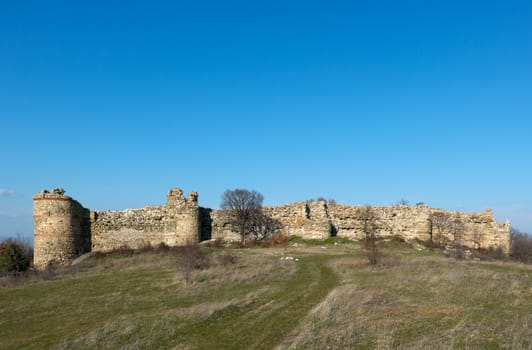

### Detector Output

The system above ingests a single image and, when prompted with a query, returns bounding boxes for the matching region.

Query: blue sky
[1,0,531,241]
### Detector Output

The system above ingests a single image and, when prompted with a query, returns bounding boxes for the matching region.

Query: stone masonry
[33,189,91,269]
[33,187,510,268]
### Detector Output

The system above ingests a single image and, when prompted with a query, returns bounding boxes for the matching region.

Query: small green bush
[0,239,32,275]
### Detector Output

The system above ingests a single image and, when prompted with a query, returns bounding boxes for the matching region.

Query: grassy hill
[0,241,530,349]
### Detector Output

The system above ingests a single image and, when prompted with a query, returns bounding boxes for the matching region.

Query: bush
[0,238,33,275]
[265,232,289,246]
[175,243,210,284]
[389,235,406,244]
[213,238,224,248]
[138,242,154,253]
[155,242,171,253]
[424,239,444,250]
[109,245,136,256]
[217,252,238,266]
[366,240,380,266]
[231,241,245,249]
[487,247,507,260]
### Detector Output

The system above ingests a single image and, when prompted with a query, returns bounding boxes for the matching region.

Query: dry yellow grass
[278,252,532,350]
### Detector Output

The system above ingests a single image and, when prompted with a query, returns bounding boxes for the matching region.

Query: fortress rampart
[33,188,510,268]
[91,189,199,252]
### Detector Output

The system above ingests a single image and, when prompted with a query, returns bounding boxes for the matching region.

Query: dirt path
[189,254,339,349]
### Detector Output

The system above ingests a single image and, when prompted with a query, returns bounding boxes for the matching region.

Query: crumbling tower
[33,189,91,269]
[166,188,200,244]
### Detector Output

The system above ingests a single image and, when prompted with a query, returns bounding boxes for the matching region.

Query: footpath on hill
[182,254,339,349]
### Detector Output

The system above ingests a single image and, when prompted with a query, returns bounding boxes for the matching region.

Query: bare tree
[248,213,282,241]
[176,241,209,284]
[395,199,410,206]
[430,211,466,252]
[358,205,379,265]
[472,227,483,249]
[510,227,532,263]
[450,215,466,259]
[220,189,264,243]
[429,211,453,244]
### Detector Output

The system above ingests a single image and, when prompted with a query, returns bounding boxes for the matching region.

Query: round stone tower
[33,189,88,268]
[166,188,200,244]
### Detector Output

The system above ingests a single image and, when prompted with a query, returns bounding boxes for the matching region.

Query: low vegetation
[511,228,532,263]
[0,237,33,275]
[0,240,530,349]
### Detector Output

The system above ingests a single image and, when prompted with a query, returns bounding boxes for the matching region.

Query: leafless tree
[430,211,466,254]
[220,189,264,243]
[429,211,453,244]
[248,213,282,241]
[395,199,410,206]
[176,241,209,284]
[358,205,379,265]
[450,215,466,259]
[510,227,532,263]
[472,227,483,249]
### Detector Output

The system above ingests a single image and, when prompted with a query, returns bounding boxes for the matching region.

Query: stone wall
[210,200,510,252]
[33,187,511,268]
[329,204,433,241]
[33,188,200,267]
[91,189,199,251]
[328,204,510,251]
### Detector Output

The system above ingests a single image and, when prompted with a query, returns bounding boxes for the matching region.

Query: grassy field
[0,242,530,349]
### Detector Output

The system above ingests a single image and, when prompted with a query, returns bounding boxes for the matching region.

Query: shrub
[244,239,256,248]
[138,242,154,253]
[155,242,171,253]
[175,243,210,284]
[217,252,238,266]
[231,241,245,249]
[366,241,380,266]
[0,238,33,275]
[265,232,289,246]
[452,245,467,260]
[213,238,224,248]
[424,239,443,250]
[109,245,136,256]
[487,246,507,260]
[359,205,380,266]
[477,247,507,261]
[390,235,406,244]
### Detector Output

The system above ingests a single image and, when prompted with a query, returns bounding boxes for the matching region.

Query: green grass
[0,245,530,349]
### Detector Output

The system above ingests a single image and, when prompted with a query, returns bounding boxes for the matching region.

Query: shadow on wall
[81,209,92,255]
[330,225,338,237]
[200,207,212,241]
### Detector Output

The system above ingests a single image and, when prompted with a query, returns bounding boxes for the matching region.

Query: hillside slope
[0,243,530,349]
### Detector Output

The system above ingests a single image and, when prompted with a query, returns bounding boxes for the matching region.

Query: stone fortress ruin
[33,187,510,268]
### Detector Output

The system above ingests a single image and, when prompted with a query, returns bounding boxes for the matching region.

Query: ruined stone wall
[210,200,510,252]
[33,189,90,269]
[91,189,199,252]
[34,187,511,268]
[209,201,332,241]
[329,204,433,241]
[264,201,332,239]
[33,188,200,267]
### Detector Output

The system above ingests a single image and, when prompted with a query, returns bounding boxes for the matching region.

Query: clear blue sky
[1,0,531,241]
